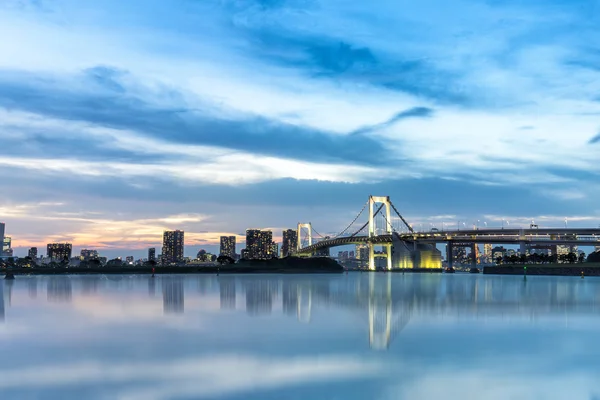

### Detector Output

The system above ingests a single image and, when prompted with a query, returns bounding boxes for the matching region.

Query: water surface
[1,273,600,399]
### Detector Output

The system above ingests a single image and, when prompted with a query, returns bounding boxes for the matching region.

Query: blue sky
[1,0,600,257]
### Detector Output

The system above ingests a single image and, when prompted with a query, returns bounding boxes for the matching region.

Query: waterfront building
[245,229,274,259]
[162,230,184,264]
[271,242,279,258]
[2,237,12,257]
[281,229,298,257]
[125,256,134,264]
[80,249,99,260]
[47,243,73,261]
[28,247,38,259]
[148,247,156,262]
[220,236,236,258]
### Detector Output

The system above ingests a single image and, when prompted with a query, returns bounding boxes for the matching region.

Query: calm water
[1,273,600,399]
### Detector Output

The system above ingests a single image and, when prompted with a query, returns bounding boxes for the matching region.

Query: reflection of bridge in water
[215,274,600,350]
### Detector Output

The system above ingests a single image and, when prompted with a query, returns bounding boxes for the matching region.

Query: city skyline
[2,1,600,258]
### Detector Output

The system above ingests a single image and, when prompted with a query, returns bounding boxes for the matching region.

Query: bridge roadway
[296,228,600,254]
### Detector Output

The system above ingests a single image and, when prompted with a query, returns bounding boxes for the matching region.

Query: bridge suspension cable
[389,200,414,233]
[351,203,385,237]
[316,200,370,240]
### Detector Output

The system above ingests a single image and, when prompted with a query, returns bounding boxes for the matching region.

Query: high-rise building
[2,237,12,257]
[271,242,279,258]
[245,229,274,259]
[162,230,184,264]
[262,231,273,259]
[484,243,492,259]
[246,229,261,259]
[80,249,99,260]
[219,236,236,258]
[47,243,73,261]
[281,229,298,257]
[28,247,38,259]
[126,256,134,264]
[148,248,156,262]
[356,244,369,261]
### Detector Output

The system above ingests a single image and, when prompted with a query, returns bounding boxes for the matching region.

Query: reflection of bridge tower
[368,274,411,350]
[297,223,312,253]
[297,286,312,323]
[368,196,393,270]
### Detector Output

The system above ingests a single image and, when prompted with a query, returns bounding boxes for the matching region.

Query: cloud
[0,354,382,399]
[0,69,391,166]
[589,133,600,144]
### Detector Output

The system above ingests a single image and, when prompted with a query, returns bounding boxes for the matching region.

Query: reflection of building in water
[219,278,236,310]
[282,281,298,316]
[245,280,272,316]
[28,278,37,299]
[81,277,100,295]
[47,277,72,303]
[162,278,184,314]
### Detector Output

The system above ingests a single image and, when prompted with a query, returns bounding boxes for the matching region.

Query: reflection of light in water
[245,281,272,316]
[219,279,236,310]
[47,277,72,303]
[282,282,298,317]
[368,273,412,350]
[297,286,312,323]
[162,278,184,315]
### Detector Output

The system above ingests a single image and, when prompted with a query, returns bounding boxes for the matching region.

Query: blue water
[1,273,600,399]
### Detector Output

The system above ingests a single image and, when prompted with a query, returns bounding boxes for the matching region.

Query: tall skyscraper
[148,247,156,262]
[282,229,298,257]
[28,247,38,259]
[47,243,73,261]
[271,242,279,258]
[245,229,274,259]
[162,230,184,264]
[262,230,273,259]
[245,229,261,259]
[219,236,236,258]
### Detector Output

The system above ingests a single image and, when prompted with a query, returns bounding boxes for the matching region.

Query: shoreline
[484,263,600,276]
[2,266,345,276]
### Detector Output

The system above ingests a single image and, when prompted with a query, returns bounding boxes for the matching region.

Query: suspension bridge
[294,195,600,270]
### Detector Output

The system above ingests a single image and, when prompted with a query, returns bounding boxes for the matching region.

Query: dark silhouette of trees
[217,255,235,265]
[587,251,600,263]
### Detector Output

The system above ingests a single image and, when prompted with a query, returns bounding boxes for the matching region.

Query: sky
[1,0,600,258]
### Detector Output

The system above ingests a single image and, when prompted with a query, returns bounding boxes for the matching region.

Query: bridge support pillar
[385,244,392,270]
[447,242,453,269]
[471,243,477,268]
[369,196,392,237]
[368,242,375,271]
[296,223,312,252]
